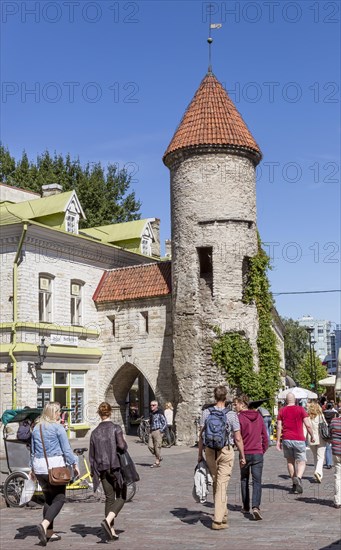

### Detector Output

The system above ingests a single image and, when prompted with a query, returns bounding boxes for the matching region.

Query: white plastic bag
[19,478,36,506]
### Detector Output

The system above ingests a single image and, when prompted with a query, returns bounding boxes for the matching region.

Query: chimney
[165,239,172,259]
[42,183,63,197]
[150,218,160,258]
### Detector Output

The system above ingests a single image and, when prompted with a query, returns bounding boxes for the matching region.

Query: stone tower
[163,71,262,445]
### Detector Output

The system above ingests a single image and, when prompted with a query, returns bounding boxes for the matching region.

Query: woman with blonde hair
[307,401,326,483]
[30,402,80,546]
[89,402,127,541]
[164,402,174,447]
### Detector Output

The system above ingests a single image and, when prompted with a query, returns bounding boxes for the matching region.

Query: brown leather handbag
[39,425,71,486]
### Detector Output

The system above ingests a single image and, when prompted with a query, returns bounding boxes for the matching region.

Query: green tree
[0,144,16,182]
[0,144,141,226]
[281,318,309,382]
[296,351,328,394]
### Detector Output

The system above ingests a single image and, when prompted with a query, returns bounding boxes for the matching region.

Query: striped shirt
[330,416,341,456]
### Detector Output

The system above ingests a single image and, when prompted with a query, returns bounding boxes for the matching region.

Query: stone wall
[170,151,259,444]
[96,295,173,428]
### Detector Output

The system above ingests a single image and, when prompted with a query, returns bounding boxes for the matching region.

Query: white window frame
[71,281,84,326]
[141,237,152,256]
[66,212,79,234]
[39,274,53,322]
[37,370,86,425]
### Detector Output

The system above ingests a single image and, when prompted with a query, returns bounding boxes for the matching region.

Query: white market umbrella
[335,349,341,392]
[318,375,336,387]
[277,387,317,400]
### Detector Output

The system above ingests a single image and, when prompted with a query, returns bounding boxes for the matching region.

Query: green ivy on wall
[212,234,281,407]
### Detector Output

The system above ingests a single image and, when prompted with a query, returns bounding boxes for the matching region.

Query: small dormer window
[66,213,78,234]
[141,237,151,256]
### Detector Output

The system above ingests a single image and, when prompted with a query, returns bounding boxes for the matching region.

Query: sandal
[101,519,114,540]
[36,524,47,547]
[47,534,62,541]
[150,463,160,468]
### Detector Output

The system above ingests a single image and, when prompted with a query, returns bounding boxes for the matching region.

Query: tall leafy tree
[0,144,141,226]
[281,318,309,382]
[296,351,328,393]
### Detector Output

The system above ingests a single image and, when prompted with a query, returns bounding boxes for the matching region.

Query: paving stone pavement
[0,437,340,550]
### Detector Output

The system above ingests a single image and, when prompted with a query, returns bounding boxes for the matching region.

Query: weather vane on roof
[207,4,222,73]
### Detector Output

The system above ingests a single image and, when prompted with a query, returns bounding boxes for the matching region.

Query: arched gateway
[105,362,155,433]
[94,261,174,434]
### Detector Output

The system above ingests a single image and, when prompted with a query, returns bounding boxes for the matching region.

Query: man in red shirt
[276,392,315,494]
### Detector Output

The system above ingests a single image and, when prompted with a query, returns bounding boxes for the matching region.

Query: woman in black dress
[89,402,127,540]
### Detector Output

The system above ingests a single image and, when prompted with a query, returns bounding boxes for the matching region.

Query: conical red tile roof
[163,72,262,165]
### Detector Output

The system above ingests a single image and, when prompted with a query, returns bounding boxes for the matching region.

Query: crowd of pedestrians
[194,387,341,530]
[23,390,340,544]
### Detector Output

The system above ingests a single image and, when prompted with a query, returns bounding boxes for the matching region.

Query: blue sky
[1,0,340,324]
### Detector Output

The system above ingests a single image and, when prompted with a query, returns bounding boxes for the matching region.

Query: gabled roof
[93,261,171,303]
[0,190,85,225]
[81,219,154,244]
[163,72,262,165]
[0,203,24,225]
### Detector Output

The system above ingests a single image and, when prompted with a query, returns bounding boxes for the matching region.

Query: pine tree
[0,144,16,183]
[0,144,141,226]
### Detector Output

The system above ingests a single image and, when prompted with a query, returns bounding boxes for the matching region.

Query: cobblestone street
[1,436,340,550]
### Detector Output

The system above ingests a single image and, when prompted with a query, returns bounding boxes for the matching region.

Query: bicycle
[162,426,176,448]
[3,446,136,507]
[1,409,137,508]
[137,417,150,444]
[137,417,175,447]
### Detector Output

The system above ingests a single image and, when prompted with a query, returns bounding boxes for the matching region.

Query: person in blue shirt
[148,400,167,468]
[30,402,79,546]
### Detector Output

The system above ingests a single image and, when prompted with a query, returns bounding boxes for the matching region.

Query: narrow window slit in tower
[242,256,251,300]
[197,247,213,295]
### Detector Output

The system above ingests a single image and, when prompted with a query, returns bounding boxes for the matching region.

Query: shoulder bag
[39,425,71,485]
[117,449,140,484]
[318,415,331,442]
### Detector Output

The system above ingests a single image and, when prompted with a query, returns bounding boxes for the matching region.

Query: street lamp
[311,338,317,392]
[28,337,49,385]
[306,326,315,390]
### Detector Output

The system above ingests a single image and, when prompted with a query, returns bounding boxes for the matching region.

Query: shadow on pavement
[14,525,41,540]
[14,525,66,540]
[296,497,335,508]
[319,539,341,550]
[170,507,212,528]
[262,483,291,492]
[70,523,109,542]
[202,501,214,508]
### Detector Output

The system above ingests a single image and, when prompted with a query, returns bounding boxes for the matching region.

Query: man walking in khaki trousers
[148,401,167,468]
[198,386,245,530]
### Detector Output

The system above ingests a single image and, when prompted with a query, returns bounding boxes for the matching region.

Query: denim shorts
[282,440,307,461]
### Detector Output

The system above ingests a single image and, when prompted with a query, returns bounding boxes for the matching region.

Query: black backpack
[203,407,229,450]
[17,420,32,442]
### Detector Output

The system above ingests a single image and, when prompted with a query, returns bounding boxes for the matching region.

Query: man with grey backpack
[198,386,245,530]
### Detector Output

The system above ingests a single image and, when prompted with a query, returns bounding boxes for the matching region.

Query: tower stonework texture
[163,72,263,444]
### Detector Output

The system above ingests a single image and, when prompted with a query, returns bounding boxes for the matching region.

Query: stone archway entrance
[105,362,155,433]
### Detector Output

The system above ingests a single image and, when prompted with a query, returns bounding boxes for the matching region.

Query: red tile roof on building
[93,261,172,303]
[163,71,261,164]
